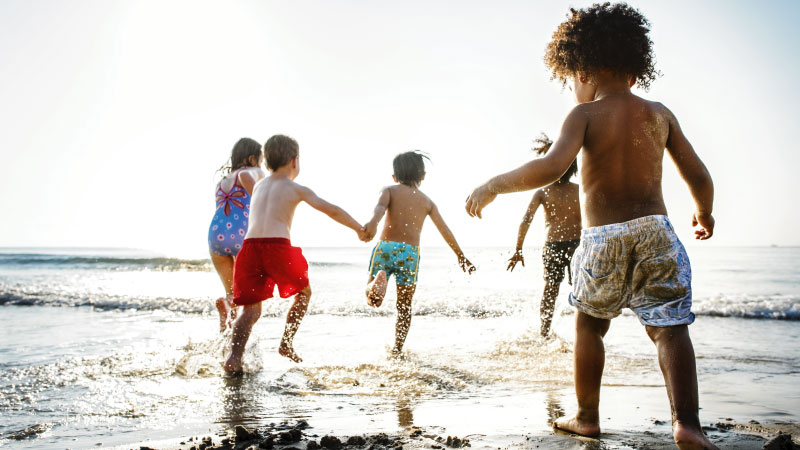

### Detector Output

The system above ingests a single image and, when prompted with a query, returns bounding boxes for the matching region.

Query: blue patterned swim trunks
[569,215,694,327]
[368,240,420,286]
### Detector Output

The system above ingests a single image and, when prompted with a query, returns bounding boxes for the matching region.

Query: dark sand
[121,419,800,450]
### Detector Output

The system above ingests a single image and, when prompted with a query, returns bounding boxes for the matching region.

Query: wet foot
[215,297,230,332]
[223,353,243,374]
[367,271,388,307]
[279,342,303,363]
[674,422,719,450]
[554,415,600,438]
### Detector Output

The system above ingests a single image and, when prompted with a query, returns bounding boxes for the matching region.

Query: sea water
[1,246,798,449]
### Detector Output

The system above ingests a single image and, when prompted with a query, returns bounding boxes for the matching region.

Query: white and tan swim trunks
[568,215,694,327]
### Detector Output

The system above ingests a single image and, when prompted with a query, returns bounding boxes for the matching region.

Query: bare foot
[215,297,230,332]
[674,422,719,450]
[553,415,600,438]
[279,342,303,363]
[223,353,243,374]
[367,270,388,307]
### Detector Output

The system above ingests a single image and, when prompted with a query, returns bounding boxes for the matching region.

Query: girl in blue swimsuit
[208,138,265,332]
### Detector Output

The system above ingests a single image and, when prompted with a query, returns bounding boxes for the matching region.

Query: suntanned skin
[466,71,717,450]
[363,177,475,354]
[211,156,266,333]
[224,155,368,372]
[507,178,581,336]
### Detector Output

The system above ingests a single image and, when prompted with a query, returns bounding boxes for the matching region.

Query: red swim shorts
[232,238,309,306]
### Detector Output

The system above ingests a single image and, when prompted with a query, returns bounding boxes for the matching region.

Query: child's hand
[465,183,497,218]
[507,251,524,271]
[357,226,371,242]
[458,254,476,275]
[364,221,378,241]
[692,212,714,240]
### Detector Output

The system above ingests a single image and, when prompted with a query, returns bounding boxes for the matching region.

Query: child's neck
[592,73,633,101]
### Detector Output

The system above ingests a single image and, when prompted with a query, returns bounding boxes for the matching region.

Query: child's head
[533,133,577,182]
[544,3,659,95]
[222,137,263,173]
[392,151,429,187]
[264,134,300,173]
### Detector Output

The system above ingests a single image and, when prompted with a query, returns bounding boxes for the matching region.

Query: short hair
[264,134,299,171]
[532,133,577,182]
[544,2,659,90]
[393,151,428,186]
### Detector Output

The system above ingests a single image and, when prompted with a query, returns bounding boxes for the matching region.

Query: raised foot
[554,415,600,438]
[215,297,231,333]
[367,270,388,307]
[279,342,303,363]
[674,422,719,450]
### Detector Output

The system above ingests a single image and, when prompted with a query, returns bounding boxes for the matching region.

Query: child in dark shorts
[507,134,581,337]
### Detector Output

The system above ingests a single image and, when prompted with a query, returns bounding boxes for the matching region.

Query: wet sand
[121,418,800,450]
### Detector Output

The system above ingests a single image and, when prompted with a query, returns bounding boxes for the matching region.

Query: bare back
[540,181,581,241]
[379,184,433,246]
[579,93,671,227]
[245,175,304,239]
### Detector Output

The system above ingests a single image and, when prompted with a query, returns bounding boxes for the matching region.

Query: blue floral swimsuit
[208,172,251,257]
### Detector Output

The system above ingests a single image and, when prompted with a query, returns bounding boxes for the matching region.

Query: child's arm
[465,107,587,218]
[429,203,476,274]
[664,108,715,240]
[298,186,367,240]
[238,168,267,194]
[508,190,543,272]
[364,188,390,241]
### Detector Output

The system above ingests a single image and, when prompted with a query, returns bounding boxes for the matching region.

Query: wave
[0,253,357,272]
[692,294,800,320]
[1,288,798,321]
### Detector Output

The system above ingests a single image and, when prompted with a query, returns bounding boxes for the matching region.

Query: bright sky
[1,0,798,257]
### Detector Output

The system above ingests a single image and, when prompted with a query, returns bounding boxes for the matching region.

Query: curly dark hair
[532,132,577,182]
[544,2,660,90]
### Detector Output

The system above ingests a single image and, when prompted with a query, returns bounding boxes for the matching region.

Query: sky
[0,0,798,257]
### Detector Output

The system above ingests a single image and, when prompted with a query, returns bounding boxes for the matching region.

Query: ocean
[1,246,798,449]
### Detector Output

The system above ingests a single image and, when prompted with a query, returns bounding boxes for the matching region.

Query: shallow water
[1,246,799,449]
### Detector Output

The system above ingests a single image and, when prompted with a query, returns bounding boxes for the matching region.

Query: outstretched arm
[429,203,475,274]
[465,106,587,218]
[364,188,390,240]
[665,108,715,240]
[508,190,543,271]
[299,186,366,239]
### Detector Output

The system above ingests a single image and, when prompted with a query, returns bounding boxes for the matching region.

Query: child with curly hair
[465,3,717,449]
[506,133,581,338]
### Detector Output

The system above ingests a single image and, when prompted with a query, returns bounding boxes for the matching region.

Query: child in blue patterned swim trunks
[363,151,475,354]
[465,5,718,449]
[208,138,265,332]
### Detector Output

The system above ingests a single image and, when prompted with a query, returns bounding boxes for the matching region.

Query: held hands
[507,250,524,271]
[357,225,371,242]
[692,211,714,240]
[458,254,476,275]
[465,182,497,218]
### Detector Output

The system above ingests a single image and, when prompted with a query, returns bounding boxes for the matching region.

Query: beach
[1,246,798,449]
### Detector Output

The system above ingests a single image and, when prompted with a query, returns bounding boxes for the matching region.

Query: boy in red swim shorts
[224,134,368,372]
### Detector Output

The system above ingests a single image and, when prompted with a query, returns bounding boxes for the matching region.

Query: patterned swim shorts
[368,240,420,286]
[568,215,694,327]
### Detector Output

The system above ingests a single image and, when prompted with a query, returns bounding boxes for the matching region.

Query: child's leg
[646,325,719,450]
[279,286,311,363]
[224,301,262,373]
[554,311,610,437]
[540,281,560,337]
[366,270,388,307]
[393,284,417,353]
[211,253,235,332]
